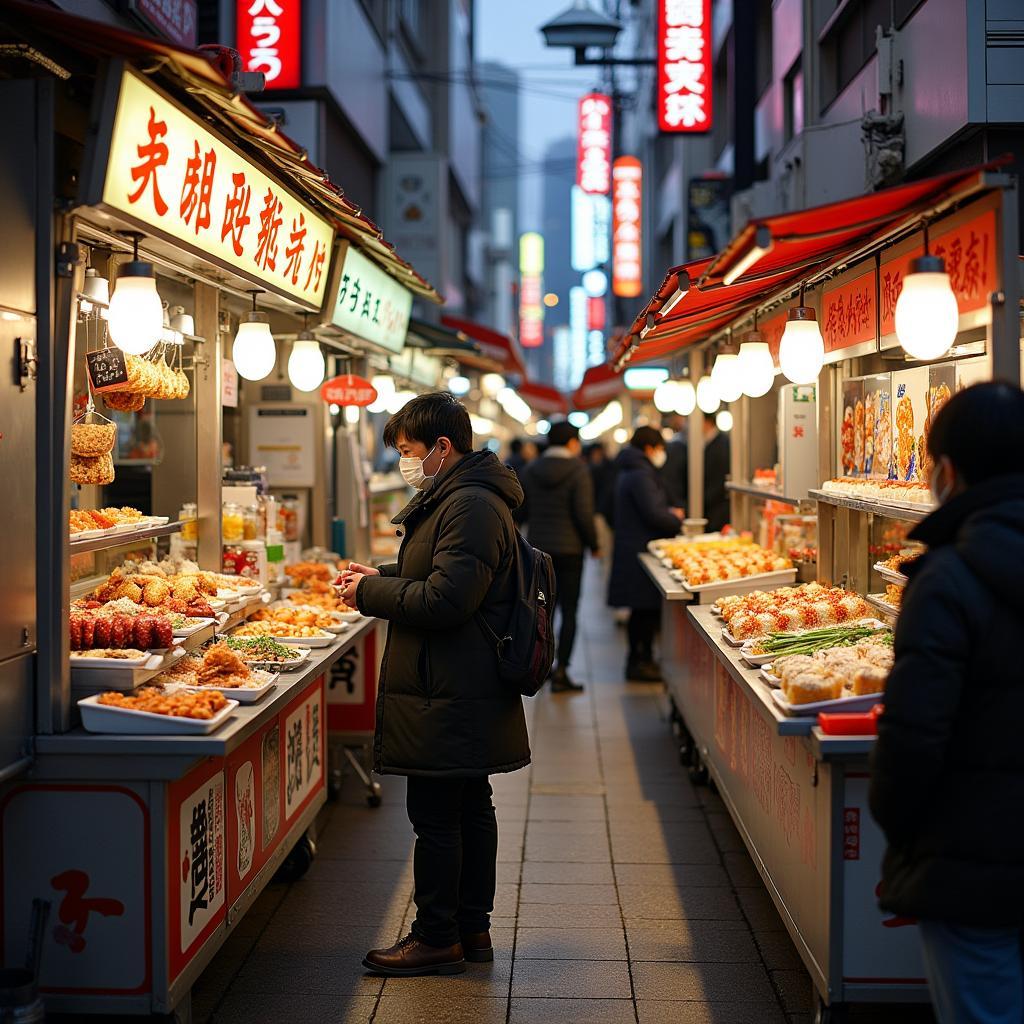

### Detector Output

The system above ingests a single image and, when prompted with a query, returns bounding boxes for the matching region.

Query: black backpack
[477,530,556,697]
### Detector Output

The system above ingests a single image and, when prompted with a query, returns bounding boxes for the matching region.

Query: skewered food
[68,610,174,651]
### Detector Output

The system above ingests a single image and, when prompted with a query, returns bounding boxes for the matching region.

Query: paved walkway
[193,572,935,1024]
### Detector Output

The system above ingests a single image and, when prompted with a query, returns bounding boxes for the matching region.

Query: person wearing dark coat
[702,420,731,533]
[869,382,1024,1024]
[607,426,683,682]
[521,421,598,693]
[337,392,530,979]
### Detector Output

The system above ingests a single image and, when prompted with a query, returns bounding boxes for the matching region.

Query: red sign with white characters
[577,93,613,196]
[587,296,606,332]
[282,680,325,825]
[520,273,544,348]
[236,0,302,90]
[320,374,377,406]
[822,268,876,354]
[657,0,712,133]
[612,157,643,298]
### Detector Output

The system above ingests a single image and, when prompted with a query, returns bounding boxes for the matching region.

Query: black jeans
[550,553,584,669]
[627,608,660,662]
[405,775,497,947]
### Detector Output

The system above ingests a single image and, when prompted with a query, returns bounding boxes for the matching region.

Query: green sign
[330,244,413,354]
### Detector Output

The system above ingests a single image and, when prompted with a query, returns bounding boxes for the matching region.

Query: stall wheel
[814,998,847,1024]
[276,833,317,883]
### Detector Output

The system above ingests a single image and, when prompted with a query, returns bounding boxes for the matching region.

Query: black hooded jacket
[869,474,1024,925]
[521,449,598,557]
[356,450,532,778]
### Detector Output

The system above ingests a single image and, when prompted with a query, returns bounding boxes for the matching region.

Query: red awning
[615,162,1000,365]
[440,316,527,378]
[518,381,568,416]
[572,363,624,410]
[0,0,442,304]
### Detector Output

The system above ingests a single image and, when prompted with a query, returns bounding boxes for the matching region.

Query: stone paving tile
[509,997,638,1023]
[515,926,629,960]
[379,956,512,998]
[373,995,508,1024]
[521,860,616,884]
[209,991,379,1024]
[722,850,762,888]
[617,883,743,921]
[735,887,787,932]
[613,862,731,888]
[519,882,620,905]
[771,968,816,1014]
[636,999,787,1023]
[511,958,633,999]
[525,833,612,863]
[754,929,805,971]
[517,902,625,930]
[232,951,383,996]
[632,961,777,1003]
[610,832,721,865]
[526,818,609,837]
[527,794,608,820]
[626,919,761,963]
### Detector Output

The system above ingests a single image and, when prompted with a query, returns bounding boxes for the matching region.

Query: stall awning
[518,381,568,416]
[440,316,527,378]
[405,318,481,356]
[572,363,624,411]
[0,0,442,305]
[615,162,1001,366]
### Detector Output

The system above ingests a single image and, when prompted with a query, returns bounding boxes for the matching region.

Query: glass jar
[279,495,300,542]
[222,501,244,543]
[179,501,198,542]
[243,503,261,540]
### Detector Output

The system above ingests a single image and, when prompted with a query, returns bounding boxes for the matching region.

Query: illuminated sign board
[237,0,302,90]
[519,232,545,349]
[329,243,413,353]
[577,93,613,195]
[612,157,643,298]
[657,0,712,133]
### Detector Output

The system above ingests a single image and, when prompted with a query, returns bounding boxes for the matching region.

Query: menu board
[86,348,130,392]
[890,367,929,482]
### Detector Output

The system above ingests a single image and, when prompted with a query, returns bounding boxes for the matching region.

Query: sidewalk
[192,569,935,1024]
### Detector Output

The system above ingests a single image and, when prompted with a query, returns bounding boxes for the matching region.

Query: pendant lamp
[675,378,696,416]
[233,290,277,381]
[779,286,824,385]
[107,233,164,355]
[287,317,326,392]
[696,375,720,415]
[738,317,775,398]
[894,223,959,360]
[711,347,743,403]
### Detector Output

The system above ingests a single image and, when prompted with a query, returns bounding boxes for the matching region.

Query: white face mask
[649,448,668,470]
[929,461,954,506]
[399,444,445,490]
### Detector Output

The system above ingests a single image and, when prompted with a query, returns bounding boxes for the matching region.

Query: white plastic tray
[770,688,883,717]
[78,694,239,734]
[172,617,217,638]
[738,618,889,665]
[681,567,798,595]
[867,593,901,618]
[241,646,311,671]
[873,563,909,586]
[70,650,157,669]
[192,670,277,704]
[760,668,781,688]
[233,631,334,648]
[740,649,777,667]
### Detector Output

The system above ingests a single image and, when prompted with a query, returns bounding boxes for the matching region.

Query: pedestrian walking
[607,426,683,682]
[337,392,531,978]
[504,437,537,489]
[520,420,599,693]
[869,382,1024,1024]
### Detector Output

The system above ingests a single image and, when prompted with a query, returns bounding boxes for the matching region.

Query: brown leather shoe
[460,930,494,963]
[362,933,465,976]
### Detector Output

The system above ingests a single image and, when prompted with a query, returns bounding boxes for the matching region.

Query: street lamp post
[540,1,655,68]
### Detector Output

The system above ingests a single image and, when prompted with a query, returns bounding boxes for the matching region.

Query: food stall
[616,165,1021,1022]
[0,6,440,1017]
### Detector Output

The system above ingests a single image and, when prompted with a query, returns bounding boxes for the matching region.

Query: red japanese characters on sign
[657,0,712,133]
[880,208,998,336]
[587,296,606,332]
[612,156,643,298]
[320,374,378,407]
[822,269,876,354]
[236,0,302,90]
[577,93,613,196]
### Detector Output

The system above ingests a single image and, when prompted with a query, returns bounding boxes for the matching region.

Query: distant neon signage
[577,93,613,195]
[519,232,545,349]
[612,157,643,298]
[237,0,302,90]
[657,0,712,133]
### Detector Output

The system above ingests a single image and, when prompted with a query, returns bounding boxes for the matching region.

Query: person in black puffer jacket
[869,382,1024,1024]
[520,421,598,693]
[337,393,530,979]
[607,426,682,682]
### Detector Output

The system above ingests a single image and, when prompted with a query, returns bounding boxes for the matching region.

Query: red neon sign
[612,156,643,298]
[577,93,613,195]
[237,0,302,91]
[519,273,544,348]
[657,0,712,133]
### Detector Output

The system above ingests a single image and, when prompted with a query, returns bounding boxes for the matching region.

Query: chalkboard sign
[86,348,129,392]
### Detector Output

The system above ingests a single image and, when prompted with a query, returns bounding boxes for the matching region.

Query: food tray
[192,670,277,704]
[70,650,159,669]
[114,521,141,534]
[172,617,217,638]
[740,649,777,667]
[867,593,900,618]
[335,610,363,623]
[738,618,889,666]
[243,646,311,671]
[680,567,798,595]
[760,668,781,688]
[276,633,335,647]
[722,628,745,648]
[78,694,239,734]
[70,645,187,693]
[141,515,171,526]
[873,563,909,586]
[770,688,884,717]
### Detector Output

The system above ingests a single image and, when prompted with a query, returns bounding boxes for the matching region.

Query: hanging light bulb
[737,328,775,398]
[711,350,743,403]
[779,289,824,384]
[895,224,959,360]
[696,375,720,415]
[715,409,734,432]
[107,233,164,355]
[674,379,696,416]
[653,379,681,413]
[233,290,277,381]
[287,326,326,392]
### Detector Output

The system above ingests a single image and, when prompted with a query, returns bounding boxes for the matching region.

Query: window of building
[357,0,387,43]
[398,0,426,55]
[755,0,774,99]
[712,32,732,161]
[784,56,803,144]
[818,0,888,111]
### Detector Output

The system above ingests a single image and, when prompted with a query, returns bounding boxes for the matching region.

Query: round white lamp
[779,305,824,385]
[696,375,720,415]
[653,379,680,413]
[711,351,743,403]
[715,409,734,432]
[674,379,697,416]
[738,333,775,397]
[895,252,959,360]
[107,234,164,355]
[287,331,326,392]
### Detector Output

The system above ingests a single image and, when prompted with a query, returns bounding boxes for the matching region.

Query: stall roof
[0,0,442,305]
[440,315,527,378]
[518,380,568,416]
[615,162,1001,366]
[405,318,481,356]
[572,362,625,411]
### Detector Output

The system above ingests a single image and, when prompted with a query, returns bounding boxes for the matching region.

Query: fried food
[97,687,228,720]
[71,422,116,458]
[197,643,252,688]
[70,451,115,486]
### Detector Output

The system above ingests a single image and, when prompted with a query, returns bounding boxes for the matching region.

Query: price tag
[86,349,129,392]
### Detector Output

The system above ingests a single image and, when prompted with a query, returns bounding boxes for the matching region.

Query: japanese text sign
[577,93,613,195]
[131,0,197,47]
[284,685,324,822]
[519,232,545,349]
[320,374,377,406]
[330,244,413,354]
[880,207,997,336]
[822,268,876,354]
[612,157,643,298]
[96,68,333,307]
[237,0,301,90]
[657,0,712,133]
[176,770,225,963]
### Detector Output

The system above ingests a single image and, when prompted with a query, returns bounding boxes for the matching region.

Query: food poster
[862,375,892,479]
[891,368,929,482]
[922,364,956,481]
[839,378,864,477]
[955,355,989,392]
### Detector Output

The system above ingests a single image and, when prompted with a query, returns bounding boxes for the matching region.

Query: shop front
[619,164,1021,1021]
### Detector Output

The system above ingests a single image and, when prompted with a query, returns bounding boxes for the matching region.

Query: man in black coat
[337,393,530,978]
[869,383,1024,1022]
[520,421,598,693]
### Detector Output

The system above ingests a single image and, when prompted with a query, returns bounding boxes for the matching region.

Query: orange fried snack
[97,688,228,720]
